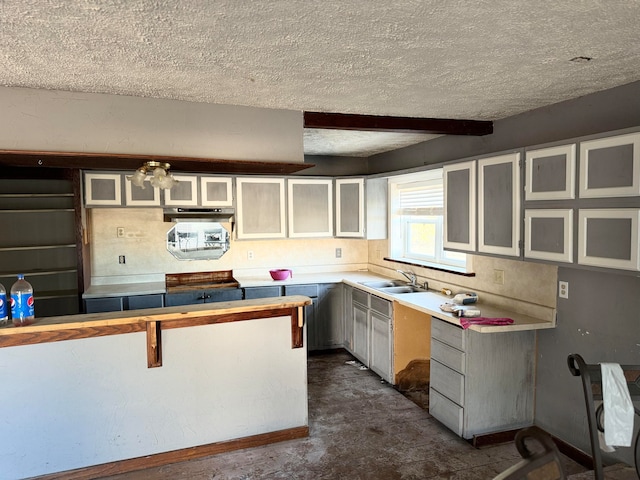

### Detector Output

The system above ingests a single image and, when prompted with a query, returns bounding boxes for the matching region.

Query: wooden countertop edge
[0,296,312,337]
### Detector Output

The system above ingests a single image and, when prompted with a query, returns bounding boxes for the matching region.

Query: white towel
[601,363,634,447]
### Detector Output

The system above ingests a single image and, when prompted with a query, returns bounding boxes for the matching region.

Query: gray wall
[536,268,639,466]
[369,80,640,173]
[369,80,640,465]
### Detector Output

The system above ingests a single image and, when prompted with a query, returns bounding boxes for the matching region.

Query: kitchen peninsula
[0,296,311,480]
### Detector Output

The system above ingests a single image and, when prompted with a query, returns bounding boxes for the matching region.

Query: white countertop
[83,270,556,333]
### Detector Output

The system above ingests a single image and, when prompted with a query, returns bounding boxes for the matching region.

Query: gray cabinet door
[525,144,575,200]
[237,177,286,239]
[343,286,354,352]
[85,297,124,313]
[315,283,344,349]
[369,310,392,382]
[577,209,640,271]
[287,179,333,237]
[84,173,122,206]
[579,132,640,198]
[127,294,164,310]
[443,161,476,252]
[352,301,369,364]
[478,152,521,257]
[164,175,199,206]
[366,177,387,240]
[243,286,283,299]
[336,178,365,237]
[200,177,233,207]
[524,209,573,263]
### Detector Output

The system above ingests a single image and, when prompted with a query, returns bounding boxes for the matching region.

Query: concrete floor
[98,350,589,480]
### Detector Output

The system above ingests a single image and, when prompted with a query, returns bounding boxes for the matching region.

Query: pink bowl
[269,269,292,280]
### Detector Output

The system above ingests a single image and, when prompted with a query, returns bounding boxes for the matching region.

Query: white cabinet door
[336,178,365,237]
[287,179,333,237]
[352,302,369,365]
[236,177,286,239]
[200,177,233,207]
[525,144,575,200]
[478,152,521,257]
[84,173,122,206]
[125,179,160,206]
[163,175,198,206]
[577,209,640,271]
[579,132,640,198]
[524,209,573,263]
[369,311,392,382]
[443,161,476,252]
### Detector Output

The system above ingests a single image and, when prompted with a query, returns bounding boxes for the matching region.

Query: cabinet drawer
[243,286,283,299]
[430,359,464,406]
[85,297,123,313]
[429,387,464,436]
[284,284,318,298]
[370,295,391,317]
[431,338,465,374]
[352,288,369,307]
[432,317,465,350]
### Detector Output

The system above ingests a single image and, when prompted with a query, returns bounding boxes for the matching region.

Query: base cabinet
[429,317,534,439]
[348,287,393,383]
[164,288,243,307]
[85,294,164,313]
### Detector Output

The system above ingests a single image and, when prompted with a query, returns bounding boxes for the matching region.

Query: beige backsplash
[367,239,558,320]
[88,208,557,319]
[88,208,369,284]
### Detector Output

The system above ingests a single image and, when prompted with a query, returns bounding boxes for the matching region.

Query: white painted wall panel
[0,86,303,162]
[0,315,307,479]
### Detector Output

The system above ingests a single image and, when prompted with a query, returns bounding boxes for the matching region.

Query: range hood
[163,207,235,224]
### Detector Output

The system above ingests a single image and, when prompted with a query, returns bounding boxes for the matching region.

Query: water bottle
[0,283,7,325]
[10,274,35,326]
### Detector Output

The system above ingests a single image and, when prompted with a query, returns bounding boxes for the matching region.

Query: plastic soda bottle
[10,274,35,326]
[0,282,7,325]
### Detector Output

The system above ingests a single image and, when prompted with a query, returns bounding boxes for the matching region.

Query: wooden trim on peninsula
[30,426,310,480]
[0,297,311,361]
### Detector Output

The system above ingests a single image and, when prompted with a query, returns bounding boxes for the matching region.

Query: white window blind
[397,180,443,216]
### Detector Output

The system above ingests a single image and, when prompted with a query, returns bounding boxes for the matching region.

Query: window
[389,170,468,270]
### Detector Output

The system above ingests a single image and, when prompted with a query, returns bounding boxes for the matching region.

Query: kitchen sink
[359,280,410,288]
[359,280,427,295]
[378,285,426,294]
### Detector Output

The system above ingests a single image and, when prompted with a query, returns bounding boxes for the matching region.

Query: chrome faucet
[396,269,417,285]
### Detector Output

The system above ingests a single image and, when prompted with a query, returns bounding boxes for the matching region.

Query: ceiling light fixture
[126,161,179,190]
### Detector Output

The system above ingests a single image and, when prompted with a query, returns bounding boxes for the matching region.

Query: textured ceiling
[1,1,640,156]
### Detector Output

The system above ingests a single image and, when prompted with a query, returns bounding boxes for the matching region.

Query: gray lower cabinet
[243,286,283,299]
[429,317,534,439]
[164,288,243,306]
[282,283,343,351]
[349,287,393,383]
[85,294,164,313]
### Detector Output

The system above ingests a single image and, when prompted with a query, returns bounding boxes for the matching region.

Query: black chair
[493,426,566,479]
[567,353,640,479]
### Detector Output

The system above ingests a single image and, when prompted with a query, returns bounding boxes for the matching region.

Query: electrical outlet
[247,251,254,260]
[559,280,569,299]
[335,248,342,258]
[119,255,126,264]
[117,227,125,238]
[493,269,505,285]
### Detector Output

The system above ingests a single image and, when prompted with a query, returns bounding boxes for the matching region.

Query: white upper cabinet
[163,175,199,206]
[478,152,521,257]
[443,161,476,252]
[525,144,575,200]
[579,132,640,198]
[236,177,286,239]
[125,179,160,206]
[577,209,640,271]
[200,177,233,207]
[84,172,122,206]
[336,178,365,237]
[524,209,573,263]
[287,179,333,238]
